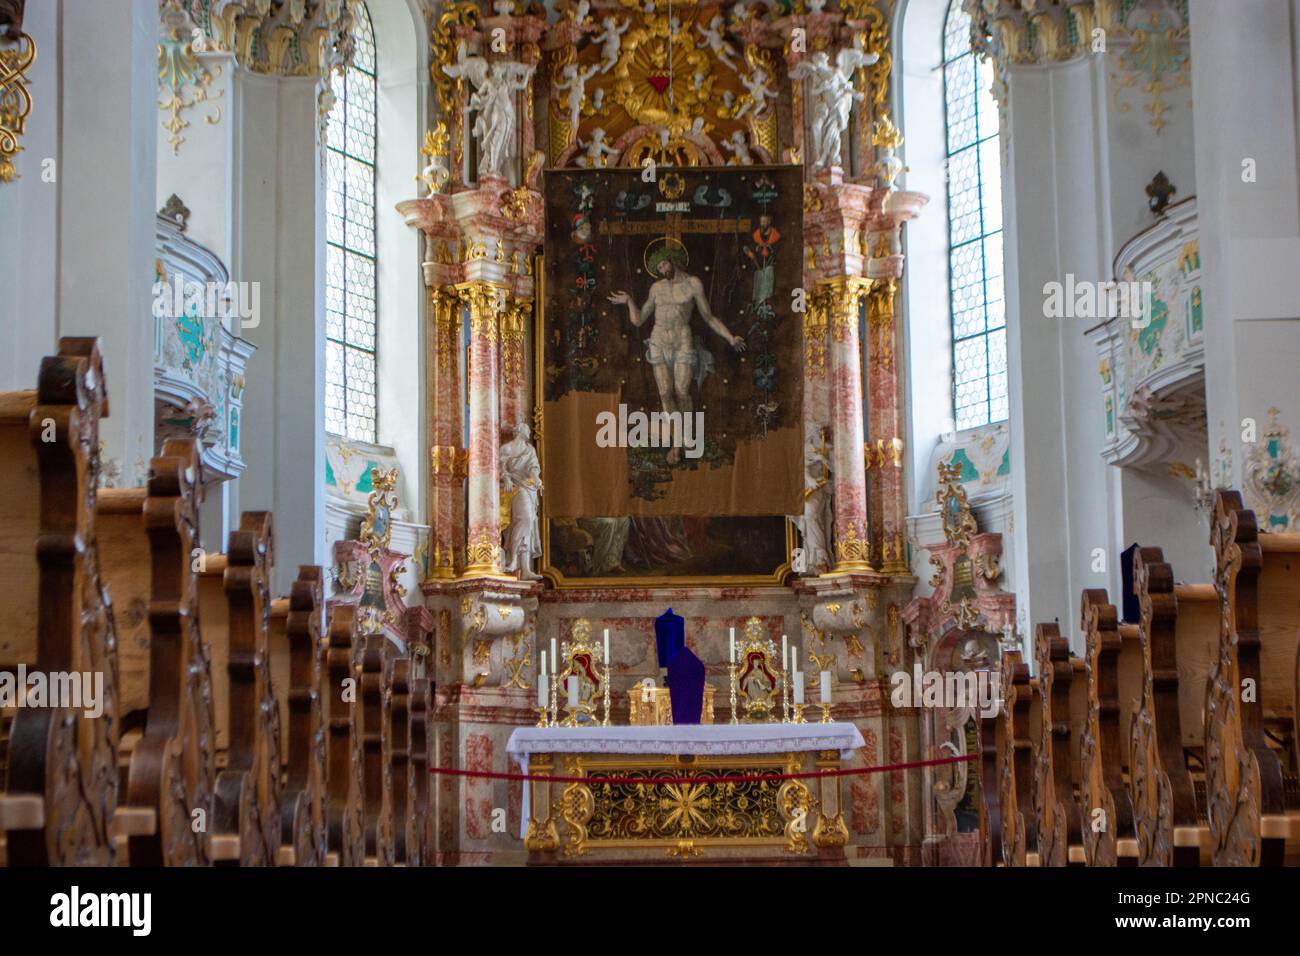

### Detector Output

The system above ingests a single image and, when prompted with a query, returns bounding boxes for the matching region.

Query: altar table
[507,723,864,863]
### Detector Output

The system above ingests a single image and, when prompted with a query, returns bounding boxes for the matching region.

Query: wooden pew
[1078,590,1139,865]
[408,673,434,868]
[359,634,395,866]
[98,438,217,866]
[271,566,328,866]
[0,338,120,866]
[1206,491,1300,865]
[198,513,282,865]
[991,650,1030,865]
[1031,623,1083,866]
[1129,546,1208,865]
[978,689,1002,867]
[324,604,365,866]
[389,657,411,865]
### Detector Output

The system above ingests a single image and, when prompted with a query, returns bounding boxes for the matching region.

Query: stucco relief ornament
[500,422,543,580]
[789,47,878,170]
[442,41,534,179]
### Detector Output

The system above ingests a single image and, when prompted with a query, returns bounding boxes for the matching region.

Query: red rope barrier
[429,753,975,786]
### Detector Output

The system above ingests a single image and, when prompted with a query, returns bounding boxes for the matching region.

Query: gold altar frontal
[523,749,851,865]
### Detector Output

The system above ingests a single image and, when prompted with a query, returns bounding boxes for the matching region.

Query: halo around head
[644,236,689,275]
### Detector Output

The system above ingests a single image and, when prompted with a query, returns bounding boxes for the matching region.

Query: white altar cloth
[507,723,866,838]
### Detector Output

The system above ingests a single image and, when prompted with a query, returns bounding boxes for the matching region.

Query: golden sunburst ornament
[611,12,711,128]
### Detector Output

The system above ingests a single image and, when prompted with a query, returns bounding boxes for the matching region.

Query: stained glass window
[944,0,1007,430]
[325,3,378,442]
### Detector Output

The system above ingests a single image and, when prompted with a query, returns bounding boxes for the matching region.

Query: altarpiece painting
[539,165,803,582]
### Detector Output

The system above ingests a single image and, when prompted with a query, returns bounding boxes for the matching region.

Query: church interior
[1,0,1299,880]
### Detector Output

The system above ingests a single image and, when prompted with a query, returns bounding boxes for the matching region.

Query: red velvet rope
[429,753,975,786]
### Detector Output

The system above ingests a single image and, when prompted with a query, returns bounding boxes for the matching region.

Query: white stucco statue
[554,61,602,133]
[696,15,739,72]
[790,47,878,170]
[442,42,535,179]
[721,130,753,165]
[790,427,833,574]
[736,66,777,119]
[577,127,618,168]
[594,16,630,73]
[501,422,543,580]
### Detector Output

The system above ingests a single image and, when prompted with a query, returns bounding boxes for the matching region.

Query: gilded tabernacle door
[538,165,803,585]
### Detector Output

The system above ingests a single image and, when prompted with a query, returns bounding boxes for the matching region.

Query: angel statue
[790,426,833,574]
[442,41,535,179]
[789,46,879,170]
[500,422,543,580]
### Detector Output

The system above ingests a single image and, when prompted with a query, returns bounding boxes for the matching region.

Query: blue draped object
[654,608,685,669]
[666,647,706,725]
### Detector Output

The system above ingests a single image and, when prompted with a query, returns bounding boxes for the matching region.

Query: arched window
[325,3,378,442]
[943,0,1006,430]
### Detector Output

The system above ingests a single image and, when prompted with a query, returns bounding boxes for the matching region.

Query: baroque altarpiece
[397,0,933,863]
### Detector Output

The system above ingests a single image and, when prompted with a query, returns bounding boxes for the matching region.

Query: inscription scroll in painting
[541,166,803,540]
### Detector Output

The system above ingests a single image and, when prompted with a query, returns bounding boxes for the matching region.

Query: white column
[0,0,58,390]
[52,0,159,485]
[233,73,328,593]
[1189,0,1300,498]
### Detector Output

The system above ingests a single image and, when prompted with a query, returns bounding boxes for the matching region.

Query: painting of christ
[539,166,803,584]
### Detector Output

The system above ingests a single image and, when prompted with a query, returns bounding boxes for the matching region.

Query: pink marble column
[428,284,465,578]
[825,277,873,571]
[461,282,503,574]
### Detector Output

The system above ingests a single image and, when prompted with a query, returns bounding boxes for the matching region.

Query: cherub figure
[554,61,602,132]
[696,15,739,73]
[594,16,630,73]
[721,129,753,165]
[577,127,618,168]
[735,66,777,119]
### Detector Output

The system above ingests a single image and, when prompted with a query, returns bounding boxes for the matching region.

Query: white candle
[794,671,804,705]
[603,628,610,668]
[790,646,798,675]
[781,634,787,675]
[551,637,558,669]
[540,650,547,674]
[820,670,832,705]
[729,627,735,664]
[567,675,578,709]
[537,660,548,708]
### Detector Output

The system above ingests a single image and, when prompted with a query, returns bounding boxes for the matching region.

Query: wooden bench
[1129,546,1210,865]
[0,339,120,866]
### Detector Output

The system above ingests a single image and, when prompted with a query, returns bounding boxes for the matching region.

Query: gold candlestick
[728,661,738,724]
[549,673,559,727]
[793,703,806,724]
[781,670,790,724]
[820,702,832,724]
[602,664,611,726]
[535,706,549,728]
